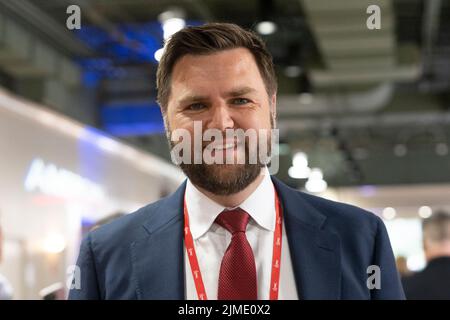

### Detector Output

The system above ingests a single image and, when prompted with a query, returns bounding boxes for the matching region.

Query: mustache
[202,137,244,149]
[169,131,256,146]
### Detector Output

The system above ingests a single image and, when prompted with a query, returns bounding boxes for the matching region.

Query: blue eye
[232,98,250,105]
[187,103,206,111]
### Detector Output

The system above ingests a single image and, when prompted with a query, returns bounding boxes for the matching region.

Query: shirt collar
[184,167,275,240]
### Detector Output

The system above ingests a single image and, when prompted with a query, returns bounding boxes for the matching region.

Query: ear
[159,107,173,145]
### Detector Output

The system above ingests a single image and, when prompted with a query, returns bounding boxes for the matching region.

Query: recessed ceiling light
[393,144,407,157]
[382,207,396,220]
[435,143,449,156]
[284,66,302,78]
[256,21,277,35]
[154,48,164,62]
[293,151,308,168]
[418,206,432,219]
[299,93,313,104]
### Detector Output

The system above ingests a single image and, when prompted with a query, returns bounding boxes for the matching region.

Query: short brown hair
[423,211,450,242]
[156,23,277,114]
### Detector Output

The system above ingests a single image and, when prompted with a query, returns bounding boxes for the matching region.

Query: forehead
[170,48,264,90]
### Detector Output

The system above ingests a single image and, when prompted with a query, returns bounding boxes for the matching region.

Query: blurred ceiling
[0,0,449,188]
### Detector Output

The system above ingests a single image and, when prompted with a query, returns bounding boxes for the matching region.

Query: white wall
[0,87,184,299]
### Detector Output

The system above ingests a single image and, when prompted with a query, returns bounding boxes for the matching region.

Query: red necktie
[215,208,258,300]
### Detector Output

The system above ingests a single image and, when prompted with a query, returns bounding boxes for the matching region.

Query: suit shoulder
[84,180,186,257]
[87,197,166,250]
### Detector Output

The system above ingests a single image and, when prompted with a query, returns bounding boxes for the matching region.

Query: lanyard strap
[183,190,283,300]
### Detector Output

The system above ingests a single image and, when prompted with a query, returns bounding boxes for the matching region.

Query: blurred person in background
[0,223,13,300]
[40,212,128,300]
[402,211,450,299]
[396,256,412,277]
[39,283,65,300]
[69,23,404,300]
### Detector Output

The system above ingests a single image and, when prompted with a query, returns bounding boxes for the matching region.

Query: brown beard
[178,146,265,196]
[168,118,274,196]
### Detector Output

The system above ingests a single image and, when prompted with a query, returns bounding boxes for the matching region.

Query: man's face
[165,47,276,195]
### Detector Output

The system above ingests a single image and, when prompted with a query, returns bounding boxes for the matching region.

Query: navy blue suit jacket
[68,176,405,300]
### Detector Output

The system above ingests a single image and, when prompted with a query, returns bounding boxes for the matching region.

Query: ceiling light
[293,152,308,168]
[435,143,449,156]
[382,207,396,220]
[305,177,327,193]
[299,93,313,104]
[154,48,164,62]
[162,17,185,40]
[305,168,327,193]
[158,8,186,40]
[256,21,277,35]
[288,166,311,179]
[393,144,407,157]
[309,168,323,180]
[284,66,302,78]
[418,206,432,219]
[158,9,183,22]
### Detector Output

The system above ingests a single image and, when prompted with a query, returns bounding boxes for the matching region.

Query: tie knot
[216,208,250,234]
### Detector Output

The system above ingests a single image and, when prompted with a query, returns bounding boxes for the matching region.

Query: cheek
[166,113,193,142]
[168,112,194,131]
[240,110,272,131]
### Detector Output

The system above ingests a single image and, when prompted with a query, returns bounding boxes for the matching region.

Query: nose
[206,103,235,131]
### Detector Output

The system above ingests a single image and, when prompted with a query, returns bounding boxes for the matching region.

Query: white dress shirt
[184,167,299,300]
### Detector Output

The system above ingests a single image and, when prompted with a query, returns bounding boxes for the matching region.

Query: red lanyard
[183,189,283,300]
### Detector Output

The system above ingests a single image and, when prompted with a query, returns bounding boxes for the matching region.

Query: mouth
[203,139,247,162]
[204,139,241,152]
[209,143,236,151]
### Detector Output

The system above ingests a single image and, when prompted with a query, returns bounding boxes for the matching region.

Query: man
[402,211,450,299]
[69,23,404,300]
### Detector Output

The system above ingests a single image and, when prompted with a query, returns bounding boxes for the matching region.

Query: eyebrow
[177,86,257,107]
[178,94,209,107]
[226,86,257,97]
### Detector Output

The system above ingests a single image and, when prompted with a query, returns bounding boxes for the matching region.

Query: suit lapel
[131,181,187,300]
[272,177,342,299]
[130,176,342,300]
